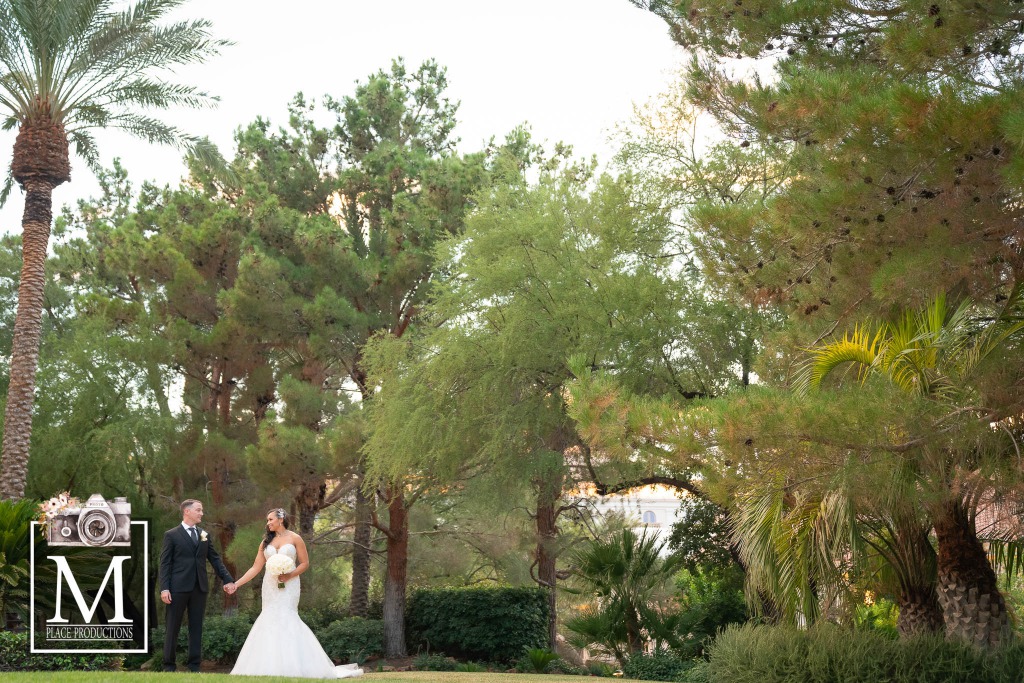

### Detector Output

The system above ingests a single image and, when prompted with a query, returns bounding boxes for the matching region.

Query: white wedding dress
[231,543,363,679]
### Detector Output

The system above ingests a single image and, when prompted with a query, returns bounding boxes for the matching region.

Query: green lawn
[3,673,611,683]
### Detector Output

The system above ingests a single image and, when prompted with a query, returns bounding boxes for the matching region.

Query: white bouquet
[265,554,296,589]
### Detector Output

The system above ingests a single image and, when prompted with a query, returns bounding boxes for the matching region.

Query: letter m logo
[48,556,132,624]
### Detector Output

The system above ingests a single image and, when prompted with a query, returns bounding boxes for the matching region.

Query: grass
[3,673,604,683]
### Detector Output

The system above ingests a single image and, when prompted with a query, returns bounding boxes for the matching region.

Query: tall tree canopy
[0,0,226,499]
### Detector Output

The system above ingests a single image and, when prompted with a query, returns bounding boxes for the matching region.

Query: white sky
[0,0,684,235]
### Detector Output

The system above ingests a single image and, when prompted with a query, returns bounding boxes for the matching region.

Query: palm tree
[564,528,684,663]
[0,0,225,499]
[732,479,944,637]
[801,287,1024,647]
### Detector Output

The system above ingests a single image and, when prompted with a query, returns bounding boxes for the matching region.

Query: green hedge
[316,617,383,664]
[623,649,698,681]
[406,586,549,662]
[153,613,253,665]
[705,624,1024,683]
[0,630,122,671]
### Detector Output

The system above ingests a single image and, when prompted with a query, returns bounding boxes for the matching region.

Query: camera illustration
[47,494,132,547]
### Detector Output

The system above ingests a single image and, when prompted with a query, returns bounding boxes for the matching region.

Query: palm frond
[0,168,13,207]
[0,0,225,163]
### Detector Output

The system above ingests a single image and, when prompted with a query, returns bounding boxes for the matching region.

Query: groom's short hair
[180,499,201,514]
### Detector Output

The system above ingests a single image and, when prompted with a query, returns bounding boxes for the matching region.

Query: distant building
[589,484,683,546]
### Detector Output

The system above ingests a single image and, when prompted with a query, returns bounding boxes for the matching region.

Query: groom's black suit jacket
[159,525,233,593]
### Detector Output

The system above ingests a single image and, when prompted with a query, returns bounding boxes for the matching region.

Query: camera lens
[79,509,116,546]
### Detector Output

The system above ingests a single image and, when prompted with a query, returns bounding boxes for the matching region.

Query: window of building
[642,510,657,524]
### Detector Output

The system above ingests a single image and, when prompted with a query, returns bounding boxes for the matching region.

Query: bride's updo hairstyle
[263,508,289,548]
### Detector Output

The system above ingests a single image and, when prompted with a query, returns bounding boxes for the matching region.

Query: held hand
[224,582,237,595]
[160,590,172,605]
[279,572,293,583]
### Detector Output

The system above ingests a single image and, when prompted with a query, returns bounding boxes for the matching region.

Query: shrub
[522,647,559,673]
[152,613,252,665]
[0,631,122,671]
[587,660,617,677]
[679,661,711,683]
[852,598,899,639]
[674,565,747,658]
[547,658,588,675]
[623,649,695,681]
[412,652,458,671]
[316,617,384,664]
[406,586,549,662]
[455,660,488,672]
[704,623,1024,683]
[301,603,350,633]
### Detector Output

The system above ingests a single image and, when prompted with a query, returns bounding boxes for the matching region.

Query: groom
[159,499,236,672]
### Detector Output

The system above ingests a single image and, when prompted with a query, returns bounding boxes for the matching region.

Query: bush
[412,652,458,671]
[316,617,384,664]
[705,623,1024,683]
[679,661,711,683]
[0,631,122,671]
[674,565,747,659]
[301,603,350,633]
[547,658,588,675]
[623,649,695,681]
[406,586,549,662]
[521,647,559,673]
[152,613,252,665]
[587,660,617,677]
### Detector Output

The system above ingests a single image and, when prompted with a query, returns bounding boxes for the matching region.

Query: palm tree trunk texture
[0,179,56,500]
[896,587,944,637]
[348,478,372,618]
[933,500,1011,647]
[892,521,944,637]
[382,485,408,658]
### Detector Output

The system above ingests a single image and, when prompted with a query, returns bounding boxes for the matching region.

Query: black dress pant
[163,589,208,672]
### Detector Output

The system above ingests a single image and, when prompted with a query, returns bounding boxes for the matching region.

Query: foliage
[411,652,458,671]
[0,630,121,671]
[586,660,618,677]
[153,614,252,665]
[522,647,559,673]
[0,499,36,625]
[852,598,899,639]
[406,586,549,663]
[316,617,384,664]
[674,565,748,658]
[299,603,352,633]
[704,623,1024,683]
[622,649,696,681]
[668,496,735,573]
[564,529,683,662]
[0,0,227,200]
[455,661,488,672]
[546,658,588,676]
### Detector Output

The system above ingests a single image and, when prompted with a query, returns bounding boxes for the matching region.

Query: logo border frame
[29,519,149,654]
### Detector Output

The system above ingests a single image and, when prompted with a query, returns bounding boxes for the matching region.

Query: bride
[229,508,363,679]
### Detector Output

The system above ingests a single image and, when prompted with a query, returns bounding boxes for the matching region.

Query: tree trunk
[896,586,945,637]
[892,522,943,637]
[535,481,560,649]
[1,179,57,500]
[382,484,408,658]
[348,470,372,617]
[933,500,1011,647]
[296,480,326,538]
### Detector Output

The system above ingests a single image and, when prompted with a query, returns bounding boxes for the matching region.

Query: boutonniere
[200,530,208,542]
